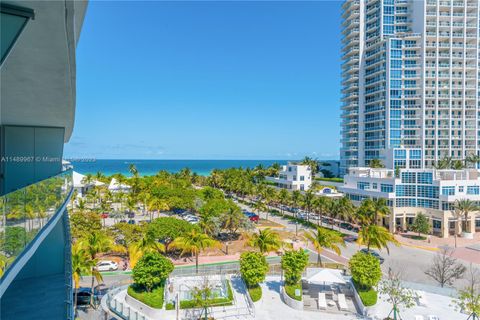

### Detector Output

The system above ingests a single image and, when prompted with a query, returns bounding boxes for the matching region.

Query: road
[237,201,476,289]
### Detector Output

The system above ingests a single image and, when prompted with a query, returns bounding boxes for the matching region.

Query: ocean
[69,159,290,176]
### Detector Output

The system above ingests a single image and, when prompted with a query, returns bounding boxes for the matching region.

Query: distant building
[266,163,312,191]
[73,171,105,196]
[318,160,341,178]
[108,178,132,193]
[339,167,480,238]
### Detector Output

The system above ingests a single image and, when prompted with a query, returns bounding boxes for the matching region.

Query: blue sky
[65,1,342,160]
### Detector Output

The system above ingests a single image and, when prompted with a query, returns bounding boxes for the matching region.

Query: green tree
[70,211,102,239]
[349,251,382,289]
[454,266,480,320]
[240,251,269,288]
[148,217,195,251]
[2,227,27,257]
[453,199,478,234]
[281,249,309,285]
[278,189,290,216]
[378,269,418,320]
[369,159,385,168]
[410,213,431,237]
[72,243,98,311]
[304,227,345,267]
[171,229,219,273]
[132,252,174,292]
[357,224,399,253]
[248,228,282,254]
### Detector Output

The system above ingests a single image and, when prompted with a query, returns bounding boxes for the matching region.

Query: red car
[249,215,259,223]
[101,213,109,219]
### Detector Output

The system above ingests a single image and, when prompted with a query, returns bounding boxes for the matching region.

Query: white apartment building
[340,0,480,174]
[266,163,312,191]
[339,167,480,238]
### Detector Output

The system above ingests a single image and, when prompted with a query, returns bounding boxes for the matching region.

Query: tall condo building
[340,0,480,174]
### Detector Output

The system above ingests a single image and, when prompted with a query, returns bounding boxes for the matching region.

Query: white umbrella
[307,269,346,285]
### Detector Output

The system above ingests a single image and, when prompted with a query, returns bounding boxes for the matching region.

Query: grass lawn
[247,284,262,302]
[127,283,165,309]
[315,177,344,183]
[284,283,302,301]
[353,280,377,306]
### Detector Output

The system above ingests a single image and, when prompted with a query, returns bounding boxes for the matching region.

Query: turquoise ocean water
[69,159,290,176]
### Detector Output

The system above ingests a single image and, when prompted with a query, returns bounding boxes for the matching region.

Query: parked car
[248,214,259,223]
[97,260,118,271]
[75,288,94,306]
[343,235,358,243]
[127,212,135,218]
[101,213,109,219]
[120,219,127,223]
[127,219,136,225]
[340,222,353,230]
[360,249,385,264]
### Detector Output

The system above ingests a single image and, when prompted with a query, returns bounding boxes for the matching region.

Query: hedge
[284,283,302,301]
[353,280,377,307]
[127,283,165,309]
[247,285,262,302]
[315,177,344,183]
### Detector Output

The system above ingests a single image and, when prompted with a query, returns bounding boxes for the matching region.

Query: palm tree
[301,156,319,176]
[371,198,390,224]
[253,199,267,219]
[72,243,98,312]
[453,199,478,234]
[148,198,169,220]
[303,190,315,223]
[278,189,290,216]
[357,224,399,253]
[248,228,282,254]
[434,156,453,169]
[304,227,345,266]
[171,230,220,273]
[79,231,125,306]
[291,190,303,236]
[313,196,331,227]
[127,232,165,268]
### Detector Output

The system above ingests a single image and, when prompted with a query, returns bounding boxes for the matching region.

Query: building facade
[0,1,87,319]
[266,163,313,191]
[340,0,480,174]
[339,167,480,237]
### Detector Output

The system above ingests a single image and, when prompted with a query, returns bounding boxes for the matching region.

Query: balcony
[0,169,72,280]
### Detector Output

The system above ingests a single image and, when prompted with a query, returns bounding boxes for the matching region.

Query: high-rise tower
[340,0,480,174]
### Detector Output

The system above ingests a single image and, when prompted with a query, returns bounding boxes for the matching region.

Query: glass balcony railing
[0,169,73,278]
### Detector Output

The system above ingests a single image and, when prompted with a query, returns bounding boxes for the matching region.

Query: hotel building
[339,0,480,237]
[266,163,313,191]
[340,0,479,173]
[0,1,87,318]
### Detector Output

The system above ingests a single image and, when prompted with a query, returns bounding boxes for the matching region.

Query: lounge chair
[337,293,349,311]
[415,316,425,320]
[318,292,327,310]
[428,316,440,320]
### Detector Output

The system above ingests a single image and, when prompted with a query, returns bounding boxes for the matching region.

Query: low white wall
[281,286,303,310]
[350,279,372,317]
[125,291,167,319]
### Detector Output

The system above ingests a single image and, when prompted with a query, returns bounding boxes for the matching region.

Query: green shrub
[284,283,302,301]
[353,280,377,306]
[127,283,165,309]
[247,285,262,302]
[349,251,382,289]
[315,177,344,183]
[165,302,175,310]
[240,252,268,288]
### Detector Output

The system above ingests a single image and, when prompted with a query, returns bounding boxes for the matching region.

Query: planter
[462,232,474,239]
[280,286,303,310]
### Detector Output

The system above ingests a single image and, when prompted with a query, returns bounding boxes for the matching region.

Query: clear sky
[64,1,342,160]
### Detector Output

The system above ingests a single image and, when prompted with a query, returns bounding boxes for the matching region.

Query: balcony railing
[0,169,73,278]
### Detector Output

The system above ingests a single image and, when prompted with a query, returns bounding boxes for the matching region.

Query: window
[396,185,416,197]
[391,60,402,68]
[467,186,479,195]
[384,6,394,15]
[372,183,378,189]
[441,186,455,196]
[390,80,401,88]
[357,182,370,190]
[417,186,439,199]
[410,149,422,160]
[401,172,416,183]
[459,186,464,193]
[381,184,393,193]
[433,220,442,230]
[394,149,407,159]
[300,175,304,181]
[417,172,432,184]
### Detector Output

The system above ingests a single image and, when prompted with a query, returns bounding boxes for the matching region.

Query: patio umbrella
[307,269,346,285]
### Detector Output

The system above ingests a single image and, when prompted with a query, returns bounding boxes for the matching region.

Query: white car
[97,260,118,271]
